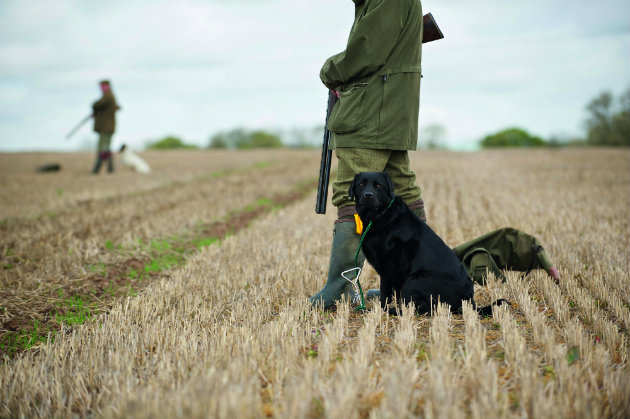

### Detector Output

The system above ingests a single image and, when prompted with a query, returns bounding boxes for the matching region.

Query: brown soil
[0,149,324,358]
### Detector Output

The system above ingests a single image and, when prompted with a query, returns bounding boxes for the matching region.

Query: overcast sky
[0,0,628,152]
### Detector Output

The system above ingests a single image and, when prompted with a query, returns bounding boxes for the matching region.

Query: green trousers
[332,148,422,209]
[93,132,114,174]
[97,132,113,153]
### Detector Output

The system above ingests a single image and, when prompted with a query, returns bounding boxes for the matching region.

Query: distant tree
[585,89,630,146]
[146,136,198,150]
[207,128,283,149]
[480,128,546,148]
[208,136,228,149]
[419,124,447,149]
[208,128,248,149]
[282,126,322,148]
[248,131,283,148]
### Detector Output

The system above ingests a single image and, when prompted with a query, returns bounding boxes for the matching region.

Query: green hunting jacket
[92,91,118,134]
[321,0,423,150]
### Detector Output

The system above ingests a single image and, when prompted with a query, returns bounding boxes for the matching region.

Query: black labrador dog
[349,171,505,315]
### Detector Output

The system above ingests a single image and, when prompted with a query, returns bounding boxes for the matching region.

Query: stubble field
[0,148,628,418]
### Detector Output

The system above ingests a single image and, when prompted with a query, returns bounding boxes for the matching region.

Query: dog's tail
[476,298,510,316]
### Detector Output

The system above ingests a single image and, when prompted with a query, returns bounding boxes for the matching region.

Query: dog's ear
[348,174,359,200]
[383,172,395,200]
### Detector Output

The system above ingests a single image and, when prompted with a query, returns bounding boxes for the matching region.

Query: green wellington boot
[310,221,365,308]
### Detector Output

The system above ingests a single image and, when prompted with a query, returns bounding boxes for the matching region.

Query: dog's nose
[363,191,374,199]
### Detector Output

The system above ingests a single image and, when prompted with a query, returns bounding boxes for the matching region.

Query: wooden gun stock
[422,13,444,44]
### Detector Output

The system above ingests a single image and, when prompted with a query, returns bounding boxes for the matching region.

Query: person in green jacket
[310,0,427,308]
[92,80,120,174]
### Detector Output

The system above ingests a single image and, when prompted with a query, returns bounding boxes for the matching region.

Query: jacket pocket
[327,83,369,134]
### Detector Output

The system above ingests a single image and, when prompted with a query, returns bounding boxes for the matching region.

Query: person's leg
[331,148,392,208]
[310,148,391,308]
[107,151,114,173]
[101,133,114,173]
[384,150,426,221]
[93,133,111,174]
[92,154,103,174]
[365,150,426,301]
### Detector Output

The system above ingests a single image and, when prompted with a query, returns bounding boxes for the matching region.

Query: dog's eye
[375,184,381,189]
[358,183,364,188]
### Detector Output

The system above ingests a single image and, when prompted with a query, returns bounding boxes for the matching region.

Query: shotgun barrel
[315,90,338,214]
[65,114,93,140]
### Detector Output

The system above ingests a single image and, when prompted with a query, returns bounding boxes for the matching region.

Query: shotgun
[315,90,338,214]
[315,13,444,214]
[65,113,93,140]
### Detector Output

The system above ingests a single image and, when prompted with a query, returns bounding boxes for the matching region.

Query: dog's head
[349,172,395,220]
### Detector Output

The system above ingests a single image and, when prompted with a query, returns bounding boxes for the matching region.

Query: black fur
[350,171,508,315]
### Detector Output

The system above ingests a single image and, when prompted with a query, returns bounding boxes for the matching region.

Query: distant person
[119,144,151,174]
[92,80,120,174]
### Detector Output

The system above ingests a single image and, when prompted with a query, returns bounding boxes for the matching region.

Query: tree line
[479,88,629,148]
[145,126,323,150]
[145,88,629,150]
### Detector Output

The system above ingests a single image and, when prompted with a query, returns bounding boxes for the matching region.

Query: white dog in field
[119,144,151,174]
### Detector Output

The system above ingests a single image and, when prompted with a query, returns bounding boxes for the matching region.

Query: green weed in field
[1,294,99,358]
[127,283,138,297]
[2,247,14,269]
[150,239,172,251]
[105,280,115,296]
[416,343,428,362]
[542,365,556,379]
[566,346,580,365]
[255,198,272,206]
[0,320,51,357]
[211,170,229,178]
[193,237,220,249]
[144,253,182,273]
[311,398,325,417]
[55,295,93,326]
[88,263,107,275]
[244,198,272,212]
